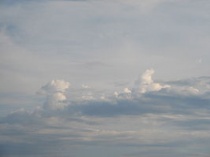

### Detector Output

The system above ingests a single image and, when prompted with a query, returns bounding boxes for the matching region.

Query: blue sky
[1,0,210,157]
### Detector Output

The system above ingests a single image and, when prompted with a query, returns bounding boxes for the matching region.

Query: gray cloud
[2,69,210,123]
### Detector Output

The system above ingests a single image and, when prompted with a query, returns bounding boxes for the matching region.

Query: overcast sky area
[1,0,210,157]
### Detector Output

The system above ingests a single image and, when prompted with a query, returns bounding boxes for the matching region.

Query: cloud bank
[1,69,210,157]
[2,68,209,119]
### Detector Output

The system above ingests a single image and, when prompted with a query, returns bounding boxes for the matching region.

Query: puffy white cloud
[123,88,132,94]
[114,91,119,98]
[112,88,132,99]
[41,80,70,94]
[135,69,201,96]
[40,80,70,110]
[141,68,155,85]
[134,69,170,94]
[44,92,68,110]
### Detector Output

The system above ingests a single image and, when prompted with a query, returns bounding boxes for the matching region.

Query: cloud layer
[1,0,210,157]
[1,69,210,157]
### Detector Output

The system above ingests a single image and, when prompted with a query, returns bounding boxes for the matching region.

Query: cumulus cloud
[134,69,170,94]
[123,88,132,94]
[44,92,68,110]
[41,80,70,94]
[114,91,119,98]
[113,87,132,100]
[40,80,70,110]
[0,80,71,125]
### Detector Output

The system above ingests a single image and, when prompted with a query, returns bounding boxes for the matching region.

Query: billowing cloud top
[39,80,70,110]
[41,79,70,94]
[134,68,170,94]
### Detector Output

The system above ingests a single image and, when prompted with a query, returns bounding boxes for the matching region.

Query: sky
[1,0,210,157]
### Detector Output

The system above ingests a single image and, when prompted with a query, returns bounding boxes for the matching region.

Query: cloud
[1,79,72,124]
[123,88,131,94]
[1,0,210,156]
[134,69,170,94]
[113,88,132,99]
[40,79,70,93]
[0,107,43,125]
[2,69,209,119]
[1,71,210,157]
[82,84,90,89]
[165,76,210,97]
[39,80,70,110]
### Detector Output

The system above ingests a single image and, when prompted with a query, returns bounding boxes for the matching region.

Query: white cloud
[112,87,132,100]
[40,80,70,110]
[134,69,170,94]
[41,80,70,94]
[123,88,132,94]
[141,68,155,85]
[44,92,68,110]
[114,91,119,98]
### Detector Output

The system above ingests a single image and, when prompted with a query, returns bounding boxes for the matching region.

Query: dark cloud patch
[69,92,210,117]
[73,100,141,117]
[166,76,210,91]
[143,92,210,113]
[2,90,210,122]
[0,142,68,157]
[0,109,43,125]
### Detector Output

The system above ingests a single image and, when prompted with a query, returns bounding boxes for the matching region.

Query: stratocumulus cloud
[3,68,210,118]
[1,69,210,157]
